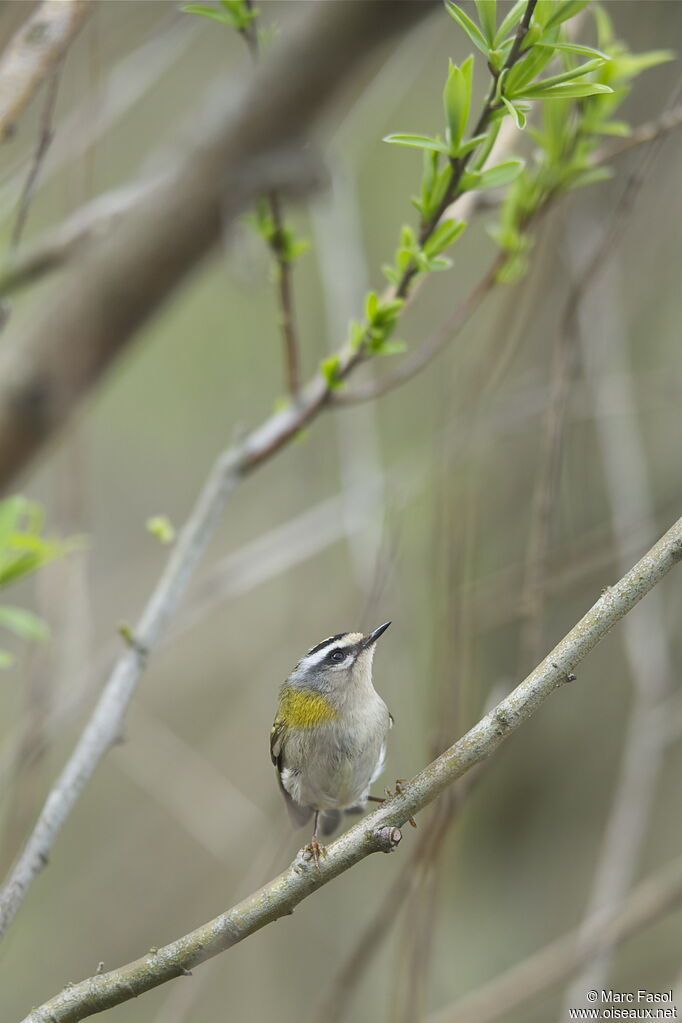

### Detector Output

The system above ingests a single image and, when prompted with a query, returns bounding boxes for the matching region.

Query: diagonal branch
[20,512,682,1023]
[0,0,93,141]
[0,0,431,491]
[0,0,434,940]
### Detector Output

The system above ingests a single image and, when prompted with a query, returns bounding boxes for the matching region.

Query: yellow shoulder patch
[278,686,338,728]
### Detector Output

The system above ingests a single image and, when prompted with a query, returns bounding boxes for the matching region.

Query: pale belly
[281,705,389,812]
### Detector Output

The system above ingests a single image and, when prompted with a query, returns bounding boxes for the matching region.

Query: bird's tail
[320,809,342,836]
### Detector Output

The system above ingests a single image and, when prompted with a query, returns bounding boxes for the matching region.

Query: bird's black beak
[363,621,391,649]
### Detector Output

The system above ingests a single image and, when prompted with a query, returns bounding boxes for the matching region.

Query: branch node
[493,707,513,735]
[374,826,402,853]
[117,622,149,663]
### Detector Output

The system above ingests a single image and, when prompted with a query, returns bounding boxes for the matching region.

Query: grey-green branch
[21,513,682,1023]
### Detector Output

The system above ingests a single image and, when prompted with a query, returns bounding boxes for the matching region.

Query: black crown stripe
[306,632,349,657]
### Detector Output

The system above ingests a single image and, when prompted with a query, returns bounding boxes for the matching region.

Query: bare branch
[0,0,92,142]
[10,62,62,249]
[0,177,160,294]
[238,10,303,398]
[20,512,682,1022]
[268,188,302,397]
[0,0,432,491]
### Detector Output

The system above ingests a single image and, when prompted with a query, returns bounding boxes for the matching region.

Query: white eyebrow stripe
[300,642,352,669]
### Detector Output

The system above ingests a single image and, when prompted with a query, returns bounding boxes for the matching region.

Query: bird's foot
[298,835,326,870]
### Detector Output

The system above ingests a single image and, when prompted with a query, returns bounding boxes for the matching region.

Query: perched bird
[270,622,392,864]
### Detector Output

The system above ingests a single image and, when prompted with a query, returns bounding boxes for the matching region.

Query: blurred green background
[0,2,681,1021]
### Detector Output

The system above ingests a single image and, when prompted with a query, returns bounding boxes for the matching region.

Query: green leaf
[0,605,49,642]
[365,292,379,322]
[378,298,405,320]
[278,229,310,263]
[462,158,525,190]
[183,0,257,28]
[181,4,233,24]
[612,50,674,79]
[383,133,452,155]
[493,0,525,47]
[378,340,407,356]
[505,42,557,95]
[146,516,176,545]
[525,82,614,99]
[320,355,345,390]
[425,255,454,271]
[444,2,489,54]
[443,57,473,152]
[544,0,591,31]
[423,218,466,257]
[0,496,25,555]
[457,132,489,157]
[349,320,367,350]
[567,166,614,190]
[0,649,15,669]
[400,224,416,249]
[510,57,606,97]
[474,0,497,45]
[595,120,631,137]
[533,40,609,60]
[501,95,526,129]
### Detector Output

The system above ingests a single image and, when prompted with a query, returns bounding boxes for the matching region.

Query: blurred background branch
[0,0,93,142]
[0,0,432,491]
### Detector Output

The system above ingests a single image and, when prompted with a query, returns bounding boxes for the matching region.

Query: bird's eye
[329,649,346,663]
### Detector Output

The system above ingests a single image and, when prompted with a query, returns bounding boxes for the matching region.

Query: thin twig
[517,281,579,671]
[10,62,62,249]
[267,189,302,397]
[0,176,161,294]
[0,12,201,211]
[239,5,302,397]
[19,510,682,1022]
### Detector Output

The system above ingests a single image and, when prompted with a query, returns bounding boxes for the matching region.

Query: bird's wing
[269,713,312,828]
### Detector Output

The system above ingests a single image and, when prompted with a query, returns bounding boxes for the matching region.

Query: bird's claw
[394,779,417,828]
[299,835,326,870]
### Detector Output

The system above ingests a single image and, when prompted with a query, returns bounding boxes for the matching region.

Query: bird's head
[288,621,391,693]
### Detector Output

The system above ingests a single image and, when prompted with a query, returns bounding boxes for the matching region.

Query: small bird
[270,622,392,865]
